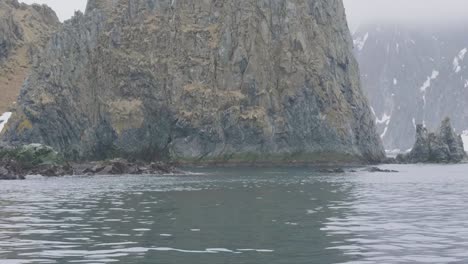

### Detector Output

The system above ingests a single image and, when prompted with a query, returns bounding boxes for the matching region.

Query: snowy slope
[354,24,468,150]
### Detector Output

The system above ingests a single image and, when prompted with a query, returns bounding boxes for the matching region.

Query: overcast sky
[344,0,468,30]
[21,0,87,21]
[21,0,468,30]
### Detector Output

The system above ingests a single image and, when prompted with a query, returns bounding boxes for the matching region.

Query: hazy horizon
[20,0,468,31]
[344,0,468,31]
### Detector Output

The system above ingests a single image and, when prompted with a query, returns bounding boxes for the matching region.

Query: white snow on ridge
[380,126,389,139]
[453,48,467,73]
[420,70,439,92]
[0,112,12,133]
[376,113,391,125]
[376,113,391,139]
[370,106,377,117]
[465,80,468,88]
[354,32,369,51]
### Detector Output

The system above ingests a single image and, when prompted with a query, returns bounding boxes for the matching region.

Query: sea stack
[397,118,467,163]
[1,0,385,164]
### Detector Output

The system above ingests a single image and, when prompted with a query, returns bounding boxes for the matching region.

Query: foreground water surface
[1,164,468,264]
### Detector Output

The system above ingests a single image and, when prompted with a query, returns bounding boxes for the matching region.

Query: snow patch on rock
[376,113,391,139]
[0,112,12,133]
[420,70,439,92]
[370,106,377,118]
[462,130,468,152]
[376,113,391,125]
[380,126,388,139]
[354,32,369,51]
[420,70,439,108]
[453,48,467,73]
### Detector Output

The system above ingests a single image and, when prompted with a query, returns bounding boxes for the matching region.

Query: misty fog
[19,0,468,31]
[344,0,468,31]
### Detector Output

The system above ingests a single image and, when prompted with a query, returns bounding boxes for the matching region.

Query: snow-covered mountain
[354,24,468,151]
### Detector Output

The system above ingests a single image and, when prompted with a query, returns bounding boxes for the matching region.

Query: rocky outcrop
[354,23,468,151]
[2,0,385,164]
[0,143,179,179]
[0,0,60,113]
[397,118,467,163]
[0,158,179,180]
[2,143,64,166]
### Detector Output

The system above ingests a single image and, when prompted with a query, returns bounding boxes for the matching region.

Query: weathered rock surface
[2,0,385,164]
[0,0,60,113]
[397,118,467,163]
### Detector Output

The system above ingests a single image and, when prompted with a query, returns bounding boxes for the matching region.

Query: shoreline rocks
[396,118,467,164]
[0,143,180,180]
[0,158,180,180]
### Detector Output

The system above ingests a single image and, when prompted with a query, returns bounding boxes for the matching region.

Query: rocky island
[0,0,385,169]
[397,118,467,163]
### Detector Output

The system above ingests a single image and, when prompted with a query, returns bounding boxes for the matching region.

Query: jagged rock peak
[2,0,385,164]
[0,0,60,113]
[397,118,467,163]
[1,0,58,23]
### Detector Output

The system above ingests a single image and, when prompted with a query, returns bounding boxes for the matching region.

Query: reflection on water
[325,164,468,264]
[0,165,467,263]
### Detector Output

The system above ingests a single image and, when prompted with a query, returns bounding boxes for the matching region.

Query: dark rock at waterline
[0,144,180,179]
[318,168,346,174]
[397,118,467,164]
[77,159,180,176]
[364,167,399,173]
[0,158,180,180]
[0,160,25,180]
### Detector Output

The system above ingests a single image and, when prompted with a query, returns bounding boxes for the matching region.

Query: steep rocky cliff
[354,23,468,151]
[0,0,59,113]
[2,0,385,163]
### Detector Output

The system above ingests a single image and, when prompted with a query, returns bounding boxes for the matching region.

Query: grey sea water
[1,164,468,264]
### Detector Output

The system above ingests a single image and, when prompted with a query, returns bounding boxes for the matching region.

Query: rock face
[353,23,468,151]
[0,0,60,113]
[2,0,385,164]
[397,118,467,163]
